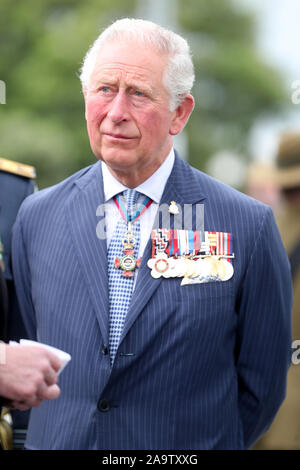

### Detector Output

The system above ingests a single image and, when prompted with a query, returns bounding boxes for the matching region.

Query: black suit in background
[0,267,8,342]
[0,158,36,448]
[0,267,9,449]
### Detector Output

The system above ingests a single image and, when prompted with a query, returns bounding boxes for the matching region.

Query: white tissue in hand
[19,339,71,375]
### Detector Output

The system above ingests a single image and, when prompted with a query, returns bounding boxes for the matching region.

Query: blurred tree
[178,0,287,173]
[0,0,287,187]
[0,0,134,187]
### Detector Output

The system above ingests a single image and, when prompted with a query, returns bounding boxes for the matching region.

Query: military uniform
[254,206,300,450]
[254,132,300,450]
[0,237,11,450]
[0,250,8,341]
[0,158,36,449]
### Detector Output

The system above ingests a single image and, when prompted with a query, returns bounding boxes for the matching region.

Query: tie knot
[124,189,139,219]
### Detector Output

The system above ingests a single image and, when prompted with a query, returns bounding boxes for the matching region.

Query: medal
[168,201,179,215]
[175,258,188,277]
[218,258,234,281]
[151,229,171,258]
[183,258,196,278]
[149,228,235,284]
[113,194,152,277]
[147,252,175,278]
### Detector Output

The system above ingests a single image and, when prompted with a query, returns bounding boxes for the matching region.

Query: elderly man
[12,19,292,450]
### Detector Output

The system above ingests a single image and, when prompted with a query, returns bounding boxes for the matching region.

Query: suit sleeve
[11,206,37,340]
[236,206,292,448]
[0,269,8,341]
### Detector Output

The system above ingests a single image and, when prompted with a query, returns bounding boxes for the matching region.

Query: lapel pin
[168,201,179,215]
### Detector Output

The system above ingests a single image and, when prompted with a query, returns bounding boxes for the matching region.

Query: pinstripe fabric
[12,153,292,450]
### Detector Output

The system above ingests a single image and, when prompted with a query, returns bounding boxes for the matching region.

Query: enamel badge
[168,201,179,215]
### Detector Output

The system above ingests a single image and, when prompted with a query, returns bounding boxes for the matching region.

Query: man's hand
[0,344,62,410]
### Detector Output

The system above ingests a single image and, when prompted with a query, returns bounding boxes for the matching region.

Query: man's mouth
[103,133,135,140]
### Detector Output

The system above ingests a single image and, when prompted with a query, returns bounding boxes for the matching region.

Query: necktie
[108,189,140,364]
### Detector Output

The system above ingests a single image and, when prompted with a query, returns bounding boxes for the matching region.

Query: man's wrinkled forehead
[90,67,155,96]
[89,39,168,89]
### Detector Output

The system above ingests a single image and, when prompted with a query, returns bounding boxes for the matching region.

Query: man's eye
[134,91,144,97]
[99,87,110,93]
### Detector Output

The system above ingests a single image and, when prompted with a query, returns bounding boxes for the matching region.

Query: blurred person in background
[0,158,37,449]
[254,132,300,450]
[0,230,61,451]
[245,162,280,210]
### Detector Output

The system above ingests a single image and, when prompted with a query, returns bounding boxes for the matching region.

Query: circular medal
[175,258,188,277]
[203,257,218,280]
[199,257,217,282]
[148,253,172,278]
[185,259,196,278]
[163,257,176,278]
[194,258,205,278]
[150,268,163,279]
[220,259,234,281]
[120,254,136,271]
[154,257,169,274]
[169,258,179,277]
[216,259,227,279]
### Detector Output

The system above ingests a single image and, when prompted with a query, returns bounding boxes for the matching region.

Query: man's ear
[169,94,195,136]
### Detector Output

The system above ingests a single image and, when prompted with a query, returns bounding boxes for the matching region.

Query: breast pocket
[177,279,235,319]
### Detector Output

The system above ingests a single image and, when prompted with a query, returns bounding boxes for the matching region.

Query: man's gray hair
[79,18,195,111]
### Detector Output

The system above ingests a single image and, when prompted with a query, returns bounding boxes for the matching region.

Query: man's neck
[106,156,170,188]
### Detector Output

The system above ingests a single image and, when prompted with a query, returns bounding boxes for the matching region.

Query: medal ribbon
[153,229,233,260]
[165,229,179,257]
[151,229,171,258]
[114,193,153,224]
[216,231,232,262]
[193,231,201,255]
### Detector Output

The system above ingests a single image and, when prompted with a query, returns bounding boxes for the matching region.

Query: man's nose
[107,91,129,123]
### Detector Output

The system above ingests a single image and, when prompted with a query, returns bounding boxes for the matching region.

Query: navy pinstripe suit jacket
[12,153,292,450]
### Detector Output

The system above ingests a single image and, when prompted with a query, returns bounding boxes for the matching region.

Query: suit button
[98,399,110,412]
[102,345,109,355]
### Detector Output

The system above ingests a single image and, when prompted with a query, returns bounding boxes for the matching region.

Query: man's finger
[45,351,62,373]
[42,384,61,401]
[44,368,58,386]
[9,400,29,411]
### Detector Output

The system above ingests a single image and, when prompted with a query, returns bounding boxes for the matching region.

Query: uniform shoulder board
[0,157,36,179]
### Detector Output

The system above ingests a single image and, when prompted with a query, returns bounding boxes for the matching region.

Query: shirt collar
[102,148,175,203]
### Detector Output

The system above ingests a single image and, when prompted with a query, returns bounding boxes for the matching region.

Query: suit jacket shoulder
[190,159,269,214]
[173,155,272,237]
[18,162,98,212]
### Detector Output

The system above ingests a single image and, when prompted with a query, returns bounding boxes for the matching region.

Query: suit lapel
[65,162,110,345]
[120,154,206,345]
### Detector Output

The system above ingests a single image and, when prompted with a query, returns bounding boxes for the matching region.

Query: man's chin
[94,150,139,172]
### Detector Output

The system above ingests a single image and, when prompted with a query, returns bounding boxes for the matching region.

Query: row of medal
[147,229,234,285]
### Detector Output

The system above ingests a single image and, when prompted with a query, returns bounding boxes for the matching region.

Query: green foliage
[179,0,254,40]
[0,0,288,187]
[0,0,135,187]
[178,0,287,172]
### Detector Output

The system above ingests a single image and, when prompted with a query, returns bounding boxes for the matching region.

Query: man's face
[84,40,179,180]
